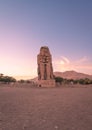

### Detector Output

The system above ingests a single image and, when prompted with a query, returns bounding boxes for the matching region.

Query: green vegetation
[55,76,63,84]
[18,79,25,83]
[74,78,92,85]
[0,74,16,83]
[18,79,31,83]
[54,76,92,85]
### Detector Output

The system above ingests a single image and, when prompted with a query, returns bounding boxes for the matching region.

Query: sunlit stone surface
[37,46,55,87]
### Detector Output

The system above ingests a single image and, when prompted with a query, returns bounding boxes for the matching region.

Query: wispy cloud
[75,56,88,64]
[60,56,70,65]
[53,56,92,75]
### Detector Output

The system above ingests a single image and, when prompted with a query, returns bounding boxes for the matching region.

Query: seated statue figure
[37,46,54,80]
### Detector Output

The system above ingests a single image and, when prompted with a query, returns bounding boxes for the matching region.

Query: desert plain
[0,84,92,130]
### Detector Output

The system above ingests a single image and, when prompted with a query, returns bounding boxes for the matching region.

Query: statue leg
[46,63,51,80]
[40,63,45,80]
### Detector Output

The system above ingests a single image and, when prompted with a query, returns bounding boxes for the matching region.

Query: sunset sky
[0,0,92,79]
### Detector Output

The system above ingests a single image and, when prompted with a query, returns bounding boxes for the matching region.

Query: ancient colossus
[37,46,55,87]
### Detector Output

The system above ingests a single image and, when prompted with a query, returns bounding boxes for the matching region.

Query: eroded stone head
[40,46,50,56]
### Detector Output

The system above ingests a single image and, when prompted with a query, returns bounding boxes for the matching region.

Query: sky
[0,0,92,79]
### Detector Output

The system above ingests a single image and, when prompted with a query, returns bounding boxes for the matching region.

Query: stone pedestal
[38,80,55,87]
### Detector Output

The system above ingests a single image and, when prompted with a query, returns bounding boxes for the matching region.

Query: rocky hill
[54,71,92,80]
[32,71,92,81]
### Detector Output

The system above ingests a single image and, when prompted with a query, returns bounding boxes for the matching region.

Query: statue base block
[38,79,56,87]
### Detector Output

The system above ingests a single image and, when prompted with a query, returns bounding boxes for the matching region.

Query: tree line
[0,74,31,84]
[0,73,92,85]
[0,74,16,83]
[54,76,92,85]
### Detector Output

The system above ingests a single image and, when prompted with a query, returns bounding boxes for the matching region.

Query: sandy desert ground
[0,84,92,130]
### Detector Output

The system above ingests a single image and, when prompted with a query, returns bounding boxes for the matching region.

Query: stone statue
[37,46,54,80]
[37,46,55,87]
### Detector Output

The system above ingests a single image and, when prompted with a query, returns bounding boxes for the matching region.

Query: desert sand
[0,84,92,130]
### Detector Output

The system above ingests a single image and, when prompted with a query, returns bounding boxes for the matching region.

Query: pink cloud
[53,56,92,75]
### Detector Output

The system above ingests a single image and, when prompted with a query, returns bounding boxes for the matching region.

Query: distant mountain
[54,71,92,80]
[32,71,92,81]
